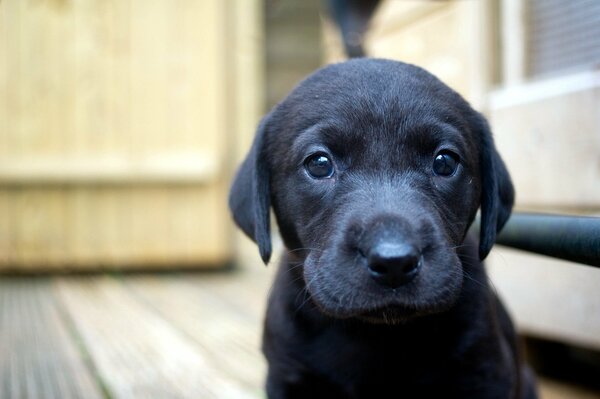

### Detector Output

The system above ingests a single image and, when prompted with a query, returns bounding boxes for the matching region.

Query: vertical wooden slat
[501,0,526,86]
[129,187,168,264]
[0,2,8,158]
[4,0,23,156]
[464,0,498,108]
[66,188,95,268]
[167,187,202,261]
[0,192,7,265]
[364,1,476,99]
[13,188,68,269]
[232,0,265,161]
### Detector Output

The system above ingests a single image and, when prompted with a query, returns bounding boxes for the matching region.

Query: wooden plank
[12,188,67,269]
[123,272,271,394]
[489,74,600,208]
[230,0,265,163]
[70,0,128,156]
[0,192,11,265]
[364,1,476,99]
[0,186,231,271]
[539,378,600,399]
[487,247,600,350]
[55,276,257,399]
[0,154,219,185]
[0,1,8,160]
[0,278,104,399]
[501,0,527,85]
[181,268,274,320]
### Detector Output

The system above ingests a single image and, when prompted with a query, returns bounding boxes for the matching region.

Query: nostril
[401,256,420,274]
[368,262,388,275]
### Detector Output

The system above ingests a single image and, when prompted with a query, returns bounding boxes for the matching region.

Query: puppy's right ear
[475,114,515,260]
[229,115,272,264]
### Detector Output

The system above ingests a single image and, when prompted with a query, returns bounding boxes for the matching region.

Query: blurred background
[1,0,599,398]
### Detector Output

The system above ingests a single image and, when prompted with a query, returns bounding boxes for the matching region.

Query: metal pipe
[494,213,600,267]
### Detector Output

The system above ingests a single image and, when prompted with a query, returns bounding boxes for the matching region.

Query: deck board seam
[51,278,113,399]
[118,278,260,388]
[119,276,266,393]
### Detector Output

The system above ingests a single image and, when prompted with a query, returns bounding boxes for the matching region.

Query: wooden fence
[0,0,263,270]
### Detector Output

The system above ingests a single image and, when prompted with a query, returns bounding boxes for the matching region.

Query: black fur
[229,59,535,399]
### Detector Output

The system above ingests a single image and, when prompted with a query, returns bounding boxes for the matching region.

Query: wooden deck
[0,267,273,399]
[1,267,599,399]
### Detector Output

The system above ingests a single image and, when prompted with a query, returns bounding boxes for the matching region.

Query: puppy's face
[230,59,513,323]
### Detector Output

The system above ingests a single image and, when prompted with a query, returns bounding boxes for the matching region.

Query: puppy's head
[230,59,513,322]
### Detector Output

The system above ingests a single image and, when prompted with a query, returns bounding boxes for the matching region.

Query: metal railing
[496,213,600,268]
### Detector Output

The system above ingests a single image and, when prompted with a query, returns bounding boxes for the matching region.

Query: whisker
[287,247,323,255]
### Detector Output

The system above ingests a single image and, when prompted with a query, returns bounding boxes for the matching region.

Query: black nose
[367,242,421,288]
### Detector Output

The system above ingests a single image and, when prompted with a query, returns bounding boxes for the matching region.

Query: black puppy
[229,59,537,398]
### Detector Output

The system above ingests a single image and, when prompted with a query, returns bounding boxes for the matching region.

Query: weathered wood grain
[0,0,264,270]
[1,272,599,398]
[55,276,259,399]
[123,271,271,392]
[0,278,104,399]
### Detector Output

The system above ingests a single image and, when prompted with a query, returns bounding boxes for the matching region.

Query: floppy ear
[476,114,515,260]
[228,115,272,264]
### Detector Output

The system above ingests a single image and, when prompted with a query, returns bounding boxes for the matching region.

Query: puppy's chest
[303,332,456,392]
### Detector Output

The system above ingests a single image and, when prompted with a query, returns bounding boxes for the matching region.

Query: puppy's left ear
[228,115,272,264]
[475,113,515,260]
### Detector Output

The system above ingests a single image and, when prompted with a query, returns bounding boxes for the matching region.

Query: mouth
[354,296,461,324]
[307,279,461,324]
[306,281,438,323]
[356,305,418,324]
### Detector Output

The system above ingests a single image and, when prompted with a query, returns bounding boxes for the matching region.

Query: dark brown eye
[305,153,334,179]
[432,151,459,177]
